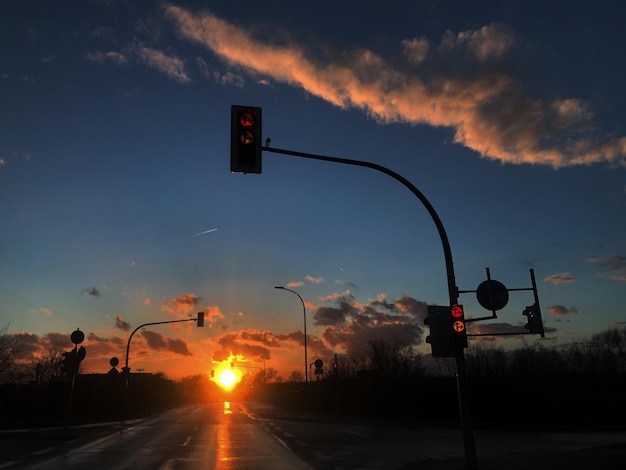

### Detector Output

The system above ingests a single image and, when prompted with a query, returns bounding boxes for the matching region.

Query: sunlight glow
[218,369,237,389]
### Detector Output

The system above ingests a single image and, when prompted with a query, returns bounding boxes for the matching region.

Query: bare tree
[591,327,626,374]
[509,342,565,377]
[465,343,508,378]
[287,370,304,383]
[32,349,64,384]
[263,367,283,383]
[365,339,425,378]
[0,323,24,384]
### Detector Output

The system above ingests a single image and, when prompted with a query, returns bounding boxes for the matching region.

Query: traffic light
[231,105,262,174]
[425,305,455,358]
[450,304,468,349]
[424,305,468,358]
[332,360,338,374]
[523,303,545,337]
[61,350,76,376]
[197,311,205,327]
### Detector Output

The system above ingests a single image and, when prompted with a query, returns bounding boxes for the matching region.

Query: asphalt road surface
[2,402,625,469]
[0,402,310,470]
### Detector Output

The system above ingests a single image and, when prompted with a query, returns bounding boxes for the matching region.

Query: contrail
[193,228,218,236]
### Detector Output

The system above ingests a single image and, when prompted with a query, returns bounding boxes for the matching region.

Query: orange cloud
[305,275,324,284]
[544,272,576,285]
[166,7,626,168]
[162,293,201,318]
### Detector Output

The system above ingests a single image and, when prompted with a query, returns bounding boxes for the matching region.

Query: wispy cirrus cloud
[166,6,626,168]
[84,50,128,65]
[134,45,191,83]
[544,272,576,285]
[586,255,626,281]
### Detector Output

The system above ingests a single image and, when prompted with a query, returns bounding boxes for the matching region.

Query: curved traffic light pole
[263,145,478,469]
[123,317,199,419]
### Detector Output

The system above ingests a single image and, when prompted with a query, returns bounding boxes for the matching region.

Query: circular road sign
[110,357,119,367]
[476,279,509,311]
[70,329,85,345]
[314,359,324,369]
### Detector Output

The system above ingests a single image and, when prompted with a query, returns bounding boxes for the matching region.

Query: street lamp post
[275,286,308,383]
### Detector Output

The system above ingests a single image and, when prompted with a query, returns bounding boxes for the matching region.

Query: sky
[1,0,625,381]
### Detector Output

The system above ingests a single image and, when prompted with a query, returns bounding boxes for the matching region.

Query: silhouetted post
[123,316,203,419]
[65,328,85,431]
[264,146,478,470]
[275,286,308,383]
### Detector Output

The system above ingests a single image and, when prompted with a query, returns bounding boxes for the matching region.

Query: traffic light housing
[424,304,467,358]
[332,360,338,374]
[450,304,468,349]
[231,105,262,174]
[425,305,455,358]
[523,303,545,337]
[61,350,76,376]
[197,311,205,327]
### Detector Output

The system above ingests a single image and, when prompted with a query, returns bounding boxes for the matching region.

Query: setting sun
[217,369,237,389]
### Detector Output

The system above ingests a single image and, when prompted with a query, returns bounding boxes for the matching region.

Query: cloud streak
[586,255,626,281]
[166,7,626,168]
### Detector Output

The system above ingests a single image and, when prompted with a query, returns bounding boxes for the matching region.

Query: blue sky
[1,1,625,380]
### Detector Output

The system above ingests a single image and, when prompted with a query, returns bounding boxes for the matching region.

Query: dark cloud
[140,330,191,356]
[141,330,168,350]
[9,331,77,360]
[469,321,557,337]
[85,333,125,359]
[213,330,275,362]
[168,338,192,356]
[210,328,334,364]
[314,292,359,326]
[114,314,131,331]
[81,286,101,297]
[313,293,428,355]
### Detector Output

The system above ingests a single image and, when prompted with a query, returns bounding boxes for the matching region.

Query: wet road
[2,402,626,469]
[0,402,311,470]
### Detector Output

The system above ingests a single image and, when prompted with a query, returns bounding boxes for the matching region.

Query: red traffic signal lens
[239,111,254,127]
[451,304,463,318]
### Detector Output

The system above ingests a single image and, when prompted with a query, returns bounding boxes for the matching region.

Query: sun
[217,369,237,389]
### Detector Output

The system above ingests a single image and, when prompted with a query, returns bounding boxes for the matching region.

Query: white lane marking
[0,462,20,469]
[32,446,57,456]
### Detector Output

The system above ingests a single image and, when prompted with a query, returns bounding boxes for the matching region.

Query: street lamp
[275,286,308,382]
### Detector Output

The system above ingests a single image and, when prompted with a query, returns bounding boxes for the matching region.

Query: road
[2,401,625,469]
[0,402,310,470]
